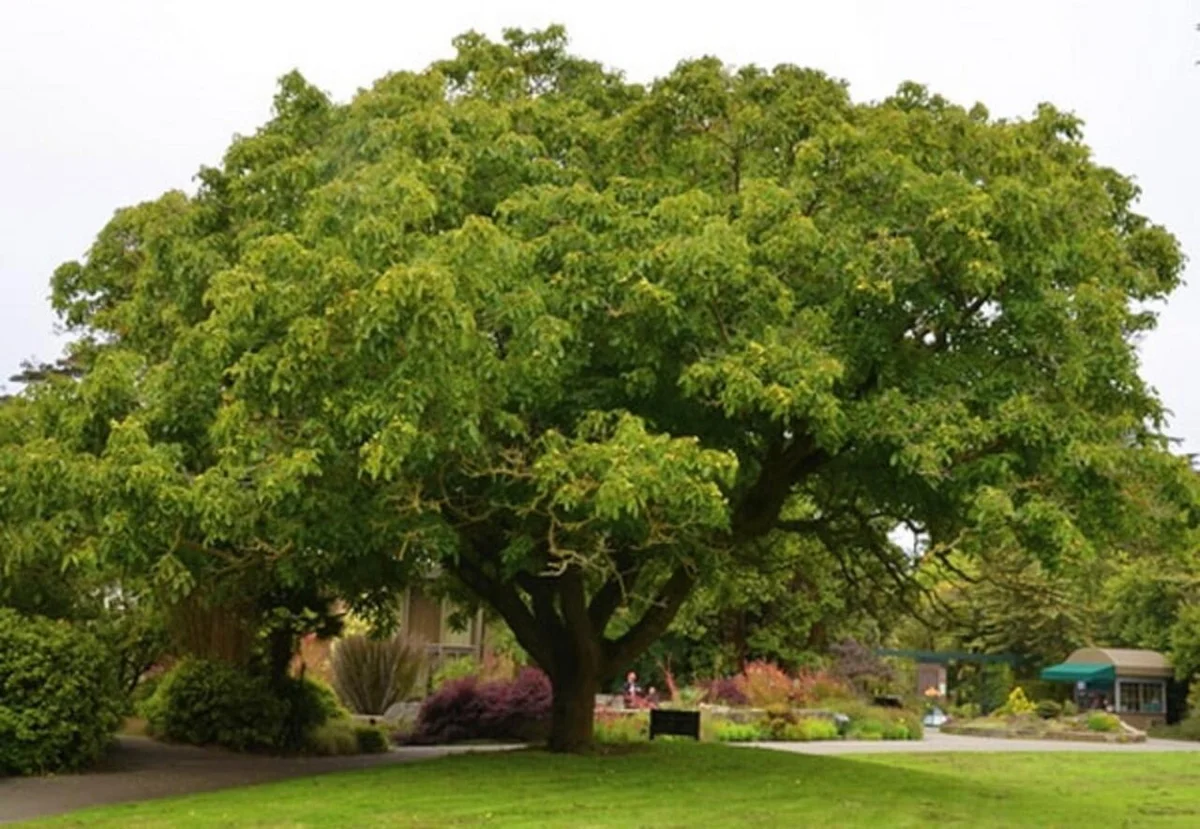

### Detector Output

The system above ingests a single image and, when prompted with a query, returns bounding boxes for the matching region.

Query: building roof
[1065,647,1172,678]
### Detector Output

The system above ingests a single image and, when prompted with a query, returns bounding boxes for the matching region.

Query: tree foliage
[2,27,1189,751]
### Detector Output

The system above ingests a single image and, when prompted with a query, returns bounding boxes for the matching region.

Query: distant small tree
[830,638,895,696]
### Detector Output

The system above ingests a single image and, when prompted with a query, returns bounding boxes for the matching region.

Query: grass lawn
[30,742,1200,828]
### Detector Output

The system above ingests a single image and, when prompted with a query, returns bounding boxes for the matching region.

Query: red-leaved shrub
[792,668,854,706]
[736,661,793,707]
[702,676,749,706]
[410,668,551,744]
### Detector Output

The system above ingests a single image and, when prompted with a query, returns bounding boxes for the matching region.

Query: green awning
[1040,662,1116,683]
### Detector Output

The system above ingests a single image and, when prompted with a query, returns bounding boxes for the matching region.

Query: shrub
[0,609,124,775]
[974,663,1014,714]
[948,702,981,720]
[143,659,288,752]
[1086,713,1121,733]
[673,686,707,707]
[780,718,840,741]
[493,667,553,740]
[711,720,765,742]
[848,718,886,740]
[702,676,749,707]
[410,668,552,744]
[277,677,348,751]
[897,711,924,741]
[410,677,482,744]
[1061,699,1079,717]
[1035,700,1062,720]
[736,661,793,708]
[997,687,1036,716]
[793,669,854,706]
[594,711,648,744]
[829,639,895,696]
[1177,716,1200,741]
[834,701,922,741]
[354,725,390,753]
[331,635,424,715]
[430,655,479,691]
[131,672,166,713]
[304,720,360,756]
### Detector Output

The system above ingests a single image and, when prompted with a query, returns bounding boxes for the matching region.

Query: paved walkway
[0,736,516,825]
[743,728,1200,755]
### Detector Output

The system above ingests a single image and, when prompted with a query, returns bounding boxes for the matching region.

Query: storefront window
[1118,680,1165,714]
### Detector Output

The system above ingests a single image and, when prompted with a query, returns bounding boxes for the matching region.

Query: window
[440,601,476,647]
[1117,680,1165,714]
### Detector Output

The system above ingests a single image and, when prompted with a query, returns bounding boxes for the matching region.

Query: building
[399,584,488,681]
[295,585,488,693]
[1040,647,1173,730]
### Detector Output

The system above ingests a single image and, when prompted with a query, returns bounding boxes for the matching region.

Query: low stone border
[942,723,1146,744]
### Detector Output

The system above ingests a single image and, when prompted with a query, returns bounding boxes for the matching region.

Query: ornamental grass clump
[331,634,424,715]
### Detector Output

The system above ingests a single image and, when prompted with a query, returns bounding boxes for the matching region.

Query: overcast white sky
[2,0,1197,450]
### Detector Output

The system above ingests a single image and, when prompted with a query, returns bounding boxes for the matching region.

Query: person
[623,671,641,707]
[645,686,660,707]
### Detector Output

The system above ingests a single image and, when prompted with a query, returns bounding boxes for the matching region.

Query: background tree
[5,27,1188,751]
[627,533,906,684]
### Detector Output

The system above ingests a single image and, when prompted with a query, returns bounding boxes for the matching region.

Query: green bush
[711,720,766,742]
[948,702,981,720]
[1177,717,1200,741]
[848,718,886,740]
[974,663,1014,714]
[0,609,124,775]
[1061,699,1079,717]
[1086,713,1121,733]
[896,711,924,740]
[430,655,479,691]
[131,672,165,713]
[1035,700,1062,720]
[143,660,288,752]
[145,662,347,753]
[277,676,348,751]
[304,720,360,756]
[835,701,922,741]
[331,635,424,715]
[301,719,388,755]
[354,725,390,753]
[998,687,1036,716]
[779,718,840,741]
[594,712,648,744]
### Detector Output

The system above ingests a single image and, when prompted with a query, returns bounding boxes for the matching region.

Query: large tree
[6,27,1187,751]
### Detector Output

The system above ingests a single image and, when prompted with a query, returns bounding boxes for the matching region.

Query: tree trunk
[548,666,599,753]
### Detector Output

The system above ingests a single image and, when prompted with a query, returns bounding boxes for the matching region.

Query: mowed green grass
[31,743,1200,828]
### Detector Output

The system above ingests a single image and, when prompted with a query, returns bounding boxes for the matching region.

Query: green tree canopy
[3,26,1189,750]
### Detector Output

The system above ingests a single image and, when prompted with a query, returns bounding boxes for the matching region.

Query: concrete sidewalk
[742,728,1200,755]
[0,736,516,825]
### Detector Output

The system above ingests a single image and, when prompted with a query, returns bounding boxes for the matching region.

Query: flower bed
[942,713,1146,744]
[590,702,922,744]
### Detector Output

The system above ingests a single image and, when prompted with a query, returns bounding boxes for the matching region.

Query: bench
[649,708,701,740]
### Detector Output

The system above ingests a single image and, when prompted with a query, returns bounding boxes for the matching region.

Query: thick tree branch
[602,566,695,677]
[454,557,553,668]
[732,434,828,541]
[587,551,641,632]
[515,571,561,637]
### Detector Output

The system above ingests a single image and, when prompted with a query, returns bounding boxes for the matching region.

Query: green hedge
[142,659,347,753]
[0,609,124,775]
